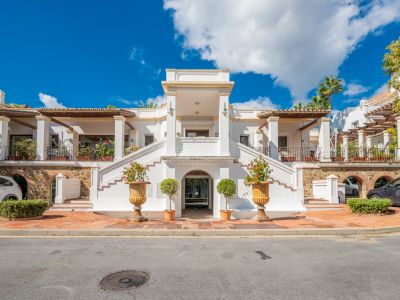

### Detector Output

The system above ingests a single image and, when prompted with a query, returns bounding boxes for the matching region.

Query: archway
[12,175,28,199]
[374,176,392,188]
[343,176,362,198]
[182,170,213,219]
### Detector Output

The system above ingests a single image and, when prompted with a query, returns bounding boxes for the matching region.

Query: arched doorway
[12,175,28,199]
[343,176,362,198]
[374,176,392,188]
[182,170,213,218]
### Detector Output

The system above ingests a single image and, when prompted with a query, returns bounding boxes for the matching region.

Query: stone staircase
[304,198,342,210]
[51,198,93,211]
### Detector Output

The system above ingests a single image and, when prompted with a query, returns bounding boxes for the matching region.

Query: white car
[0,175,22,201]
[344,177,359,197]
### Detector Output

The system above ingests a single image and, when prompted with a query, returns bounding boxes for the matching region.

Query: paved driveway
[1,235,399,299]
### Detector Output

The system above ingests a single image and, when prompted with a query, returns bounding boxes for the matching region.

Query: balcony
[332,146,398,163]
[176,137,219,156]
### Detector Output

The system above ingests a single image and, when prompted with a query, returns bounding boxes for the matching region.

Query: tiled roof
[258,108,330,119]
[367,90,397,106]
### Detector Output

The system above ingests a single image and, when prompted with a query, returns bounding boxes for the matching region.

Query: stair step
[65,199,90,204]
[52,203,92,209]
[305,200,330,205]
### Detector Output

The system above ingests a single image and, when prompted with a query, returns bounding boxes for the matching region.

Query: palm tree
[292,102,304,110]
[139,101,158,108]
[318,76,343,109]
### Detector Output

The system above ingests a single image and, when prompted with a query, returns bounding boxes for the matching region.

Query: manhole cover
[100,270,149,291]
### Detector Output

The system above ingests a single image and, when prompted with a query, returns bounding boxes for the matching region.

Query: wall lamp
[169,102,174,116]
[222,103,228,116]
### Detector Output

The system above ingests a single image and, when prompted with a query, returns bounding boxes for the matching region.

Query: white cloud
[164,0,400,100]
[38,92,65,108]
[343,83,369,96]
[373,83,389,96]
[146,95,166,107]
[232,97,277,110]
[129,46,161,78]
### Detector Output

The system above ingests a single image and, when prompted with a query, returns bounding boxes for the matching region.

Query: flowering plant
[123,162,148,182]
[244,156,271,185]
[95,139,114,158]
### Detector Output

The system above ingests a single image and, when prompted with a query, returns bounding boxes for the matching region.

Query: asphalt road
[0,235,399,300]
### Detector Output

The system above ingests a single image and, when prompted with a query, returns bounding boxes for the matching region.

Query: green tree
[139,101,158,108]
[383,38,400,114]
[292,76,343,110]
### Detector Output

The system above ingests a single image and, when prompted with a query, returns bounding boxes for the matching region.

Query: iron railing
[278,147,319,162]
[47,146,114,161]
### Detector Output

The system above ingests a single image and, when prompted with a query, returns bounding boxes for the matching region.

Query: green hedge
[0,200,48,219]
[347,198,392,214]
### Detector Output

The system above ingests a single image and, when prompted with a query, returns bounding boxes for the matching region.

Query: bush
[160,178,179,196]
[347,198,392,214]
[0,200,48,219]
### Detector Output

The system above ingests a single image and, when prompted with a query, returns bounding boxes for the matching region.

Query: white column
[358,130,365,157]
[366,135,372,158]
[397,116,400,160]
[0,116,10,160]
[166,93,176,155]
[219,93,230,156]
[135,128,140,147]
[128,129,136,147]
[36,115,50,160]
[384,131,391,156]
[326,174,339,204]
[214,165,230,219]
[54,173,66,204]
[65,129,79,159]
[114,116,125,160]
[342,135,349,162]
[360,99,368,126]
[366,136,372,148]
[90,163,99,203]
[318,117,331,162]
[267,116,279,160]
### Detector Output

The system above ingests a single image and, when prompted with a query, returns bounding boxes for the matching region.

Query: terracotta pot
[164,210,175,222]
[128,181,149,222]
[220,210,232,221]
[250,181,270,222]
[77,156,91,161]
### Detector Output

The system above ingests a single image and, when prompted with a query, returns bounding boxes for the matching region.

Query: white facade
[0,69,338,218]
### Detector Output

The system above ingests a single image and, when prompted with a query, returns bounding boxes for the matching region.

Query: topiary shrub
[217,179,236,211]
[347,198,392,214]
[160,178,179,211]
[0,200,48,219]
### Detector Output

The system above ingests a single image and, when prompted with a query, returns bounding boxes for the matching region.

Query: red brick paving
[1,206,400,230]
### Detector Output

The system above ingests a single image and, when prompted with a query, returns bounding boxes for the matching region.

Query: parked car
[0,175,22,201]
[367,178,400,206]
[344,177,359,197]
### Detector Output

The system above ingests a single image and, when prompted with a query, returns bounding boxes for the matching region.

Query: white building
[0,69,347,218]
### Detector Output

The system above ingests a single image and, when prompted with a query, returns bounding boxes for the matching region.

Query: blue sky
[0,0,399,110]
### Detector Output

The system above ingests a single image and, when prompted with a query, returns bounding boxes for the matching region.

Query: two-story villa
[3,69,394,219]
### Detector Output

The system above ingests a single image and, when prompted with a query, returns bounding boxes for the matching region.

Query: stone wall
[0,166,91,202]
[303,166,400,198]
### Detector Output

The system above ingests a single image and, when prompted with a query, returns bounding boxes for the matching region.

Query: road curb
[0,226,400,237]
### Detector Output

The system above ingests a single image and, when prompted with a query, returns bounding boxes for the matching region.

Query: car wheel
[352,189,358,197]
[370,194,380,199]
[4,196,17,201]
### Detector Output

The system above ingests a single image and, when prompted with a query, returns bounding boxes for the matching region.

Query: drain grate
[100,270,149,291]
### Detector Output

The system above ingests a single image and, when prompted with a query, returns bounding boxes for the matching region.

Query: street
[0,235,399,299]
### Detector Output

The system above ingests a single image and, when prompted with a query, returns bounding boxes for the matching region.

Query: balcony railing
[278,147,319,162]
[47,146,114,161]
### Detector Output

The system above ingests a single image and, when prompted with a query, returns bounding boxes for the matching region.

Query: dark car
[367,178,400,206]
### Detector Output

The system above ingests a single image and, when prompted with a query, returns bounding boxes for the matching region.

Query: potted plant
[124,145,140,155]
[50,143,70,161]
[245,156,272,222]
[123,162,149,222]
[77,146,92,161]
[12,139,36,160]
[217,179,236,221]
[95,139,114,161]
[160,178,179,221]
